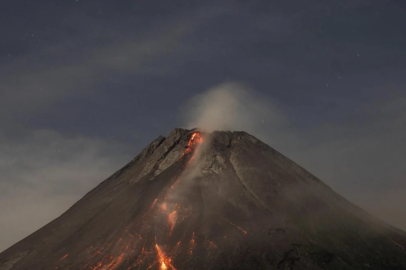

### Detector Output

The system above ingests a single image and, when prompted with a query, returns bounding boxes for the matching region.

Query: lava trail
[71,132,205,270]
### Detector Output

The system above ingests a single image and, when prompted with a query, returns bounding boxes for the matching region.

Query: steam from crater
[182,82,285,140]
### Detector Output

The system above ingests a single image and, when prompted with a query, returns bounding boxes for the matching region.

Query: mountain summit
[1,128,406,270]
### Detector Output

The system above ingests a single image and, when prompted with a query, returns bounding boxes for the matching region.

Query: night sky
[1,0,406,252]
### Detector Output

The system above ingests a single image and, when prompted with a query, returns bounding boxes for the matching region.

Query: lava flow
[155,243,177,270]
[152,132,203,269]
[172,132,204,189]
[182,132,204,157]
[168,210,177,235]
[56,254,69,263]
[61,132,205,270]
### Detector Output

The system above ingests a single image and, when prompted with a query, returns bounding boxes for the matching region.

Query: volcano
[1,128,406,270]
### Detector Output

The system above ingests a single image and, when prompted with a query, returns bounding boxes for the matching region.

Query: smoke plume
[182,82,286,139]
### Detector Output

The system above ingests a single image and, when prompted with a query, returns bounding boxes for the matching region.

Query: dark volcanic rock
[1,128,406,270]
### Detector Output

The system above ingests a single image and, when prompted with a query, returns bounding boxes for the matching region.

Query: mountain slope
[1,128,406,270]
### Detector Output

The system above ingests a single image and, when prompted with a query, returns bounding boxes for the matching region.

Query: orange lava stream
[168,211,177,235]
[151,199,158,208]
[172,132,204,190]
[155,243,177,270]
[143,198,158,218]
[57,254,69,262]
[181,132,204,158]
[65,133,205,270]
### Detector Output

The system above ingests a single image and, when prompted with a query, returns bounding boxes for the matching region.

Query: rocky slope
[1,128,406,270]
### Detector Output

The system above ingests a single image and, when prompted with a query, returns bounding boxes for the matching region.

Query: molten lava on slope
[3,129,404,270]
[80,132,205,270]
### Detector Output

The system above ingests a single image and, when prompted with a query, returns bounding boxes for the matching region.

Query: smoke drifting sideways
[181,82,287,139]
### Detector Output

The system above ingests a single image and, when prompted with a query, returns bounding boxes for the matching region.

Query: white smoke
[181,82,288,142]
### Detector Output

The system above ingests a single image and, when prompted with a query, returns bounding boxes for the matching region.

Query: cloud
[0,129,132,252]
[0,28,184,119]
[0,4,233,123]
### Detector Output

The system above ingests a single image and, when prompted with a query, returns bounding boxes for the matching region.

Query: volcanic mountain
[1,129,406,270]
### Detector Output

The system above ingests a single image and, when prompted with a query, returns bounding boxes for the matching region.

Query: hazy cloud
[0,4,233,123]
[0,130,132,252]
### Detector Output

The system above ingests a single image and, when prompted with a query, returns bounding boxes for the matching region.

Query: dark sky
[1,0,406,251]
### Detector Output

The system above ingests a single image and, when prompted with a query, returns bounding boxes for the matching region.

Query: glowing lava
[182,132,204,157]
[155,243,177,270]
[56,254,69,263]
[171,132,204,190]
[161,203,167,211]
[188,232,196,255]
[75,133,205,270]
[144,198,158,217]
[168,211,177,235]
[151,199,158,208]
